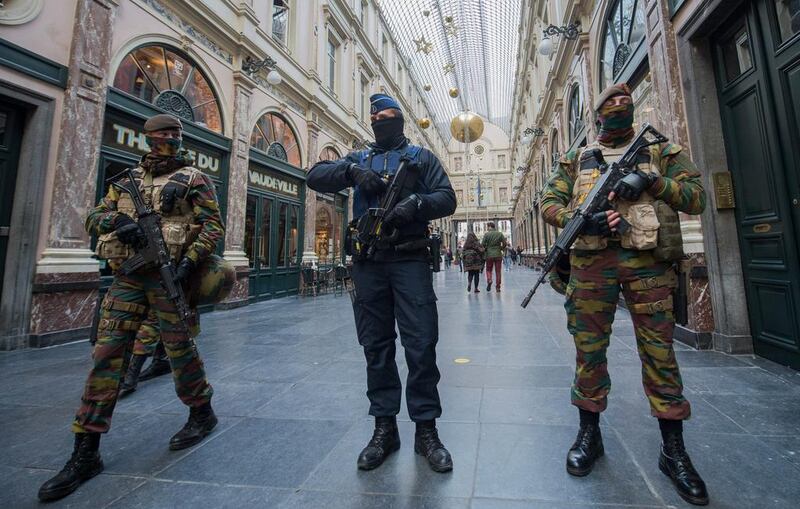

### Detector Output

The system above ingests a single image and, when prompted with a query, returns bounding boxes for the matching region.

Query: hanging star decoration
[443,63,455,75]
[413,35,433,55]
[443,16,460,37]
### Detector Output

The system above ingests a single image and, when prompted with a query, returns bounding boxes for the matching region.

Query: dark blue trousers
[350,260,442,422]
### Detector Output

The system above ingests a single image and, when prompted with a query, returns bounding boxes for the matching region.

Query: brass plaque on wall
[712,172,735,209]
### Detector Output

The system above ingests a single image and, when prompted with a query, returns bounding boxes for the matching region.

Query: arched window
[318,146,341,161]
[568,85,583,142]
[113,44,223,132]
[599,0,647,89]
[250,112,302,167]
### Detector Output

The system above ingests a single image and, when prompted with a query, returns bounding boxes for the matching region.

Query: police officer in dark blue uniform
[307,94,457,473]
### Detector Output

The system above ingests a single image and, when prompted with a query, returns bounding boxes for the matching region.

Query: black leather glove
[175,257,197,282]
[612,170,658,202]
[346,164,386,196]
[582,211,613,237]
[114,214,147,248]
[384,194,423,227]
[161,181,189,214]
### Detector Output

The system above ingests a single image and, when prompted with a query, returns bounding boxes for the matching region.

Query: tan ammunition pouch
[94,166,200,265]
[569,142,673,252]
[652,200,685,262]
[628,296,673,315]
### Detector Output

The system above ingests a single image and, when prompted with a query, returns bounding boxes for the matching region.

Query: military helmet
[187,254,236,306]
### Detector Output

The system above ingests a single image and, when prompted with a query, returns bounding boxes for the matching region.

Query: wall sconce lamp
[539,21,581,56]
[243,55,282,85]
[521,127,545,145]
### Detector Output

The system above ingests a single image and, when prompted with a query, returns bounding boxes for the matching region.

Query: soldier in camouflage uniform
[119,254,235,398]
[541,84,709,505]
[39,114,223,502]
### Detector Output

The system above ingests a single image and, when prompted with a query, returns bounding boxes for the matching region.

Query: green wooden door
[0,100,23,304]
[713,0,800,369]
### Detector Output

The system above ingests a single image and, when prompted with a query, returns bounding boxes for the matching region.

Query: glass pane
[277,202,288,266]
[132,46,170,94]
[273,1,289,44]
[334,209,343,263]
[775,0,800,42]
[271,114,286,146]
[621,0,636,43]
[193,101,223,132]
[289,205,300,266]
[315,205,332,264]
[114,54,158,102]
[245,195,257,268]
[632,0,646,45]
[721,26,754,82]
[260,198,273,267]
[166,51,193,95]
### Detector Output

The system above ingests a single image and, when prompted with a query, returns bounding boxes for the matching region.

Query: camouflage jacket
[85,168,224,264]
[541,143,706,229]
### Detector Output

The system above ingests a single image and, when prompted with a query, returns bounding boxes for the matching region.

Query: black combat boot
[139,343,171,381]
[119,354,147,398]
[487,281,492,291]
[38,433,103,502]
[357,416,400,470]
[566,410,604,476]
[169,402,218,451]
[659,421,708,506]
[414,420,453,473]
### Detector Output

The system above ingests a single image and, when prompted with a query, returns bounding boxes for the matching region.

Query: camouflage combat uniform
[76,154,223,433]
[541,141,706,420]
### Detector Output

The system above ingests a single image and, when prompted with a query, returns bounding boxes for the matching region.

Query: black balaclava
[372,115,406,149]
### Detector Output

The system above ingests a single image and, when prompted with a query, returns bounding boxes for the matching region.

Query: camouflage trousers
[72,271,213,433]
[565,244,690,420]
[132,308,200,356]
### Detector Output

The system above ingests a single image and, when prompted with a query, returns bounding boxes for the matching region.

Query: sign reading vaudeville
[248,164,301,199]
[102,116,223,177]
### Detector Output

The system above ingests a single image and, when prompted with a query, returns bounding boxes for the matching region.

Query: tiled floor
[1,266,799,508]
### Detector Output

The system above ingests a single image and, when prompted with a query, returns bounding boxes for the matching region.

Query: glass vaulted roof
[377,0,521,141]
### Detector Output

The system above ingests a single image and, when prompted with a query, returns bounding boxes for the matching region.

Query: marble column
[302,122,320,265]
[643,0,714,345]
[220,72,256,308]
[29,0,119,346]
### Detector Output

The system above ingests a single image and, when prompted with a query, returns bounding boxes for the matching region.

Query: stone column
[29,0,118,346]
[302,122,320,265]
[220,72,256,308]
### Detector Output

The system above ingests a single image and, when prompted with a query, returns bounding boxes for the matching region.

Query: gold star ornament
[413,36,433,55]
[443,63,455,75]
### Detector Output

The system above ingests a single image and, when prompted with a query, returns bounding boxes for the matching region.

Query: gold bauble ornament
[449,112,484,143]
[418,118,431,129]
[449,87,459,98]
[423,84,432,91]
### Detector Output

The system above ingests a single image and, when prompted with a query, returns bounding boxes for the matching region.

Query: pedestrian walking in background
[445,247,453,269]
[455,245,463,272]
[516,245,524,265]
[481,222,507,292]
[509,247,518,267]
[462,233,485,293]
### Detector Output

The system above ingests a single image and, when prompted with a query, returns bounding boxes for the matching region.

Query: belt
[628,271,678,291]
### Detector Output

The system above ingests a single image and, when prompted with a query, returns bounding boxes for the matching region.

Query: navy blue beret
[370,93,401,114]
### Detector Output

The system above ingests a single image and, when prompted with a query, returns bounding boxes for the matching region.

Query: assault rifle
[355,156,421,260]
[520,123,668,308]
[110,169,191,327]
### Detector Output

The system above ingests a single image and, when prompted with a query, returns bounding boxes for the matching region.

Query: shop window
[319,146,340,162]
[499,187,508,204]
[277,202,288,266]
[599,0,647,89]
[250,112,302,167]
[568,85,583,142]
[272,0,289,45]
[720,25,754,83]
[260,198,273,267]
[289,204,300,266]
[113,44,222,132]
[245,195,257,268]
[775,0,800,42]
[497,154,506,168]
